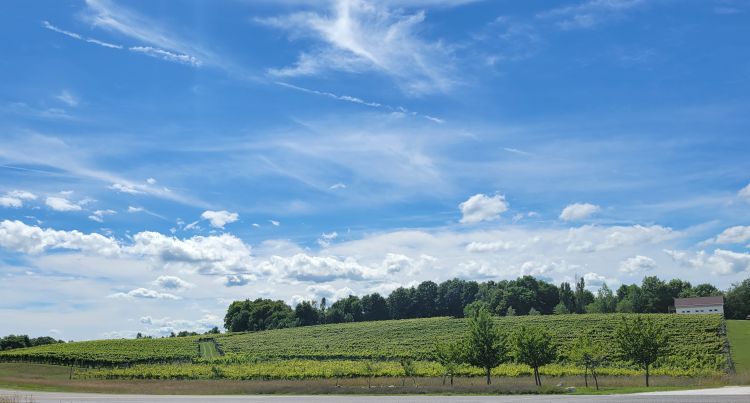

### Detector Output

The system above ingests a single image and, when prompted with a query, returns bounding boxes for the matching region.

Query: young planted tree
[614,315,669,387]
[511,326,557,387]
[434,340,463,386]
[399,358,417,387]
[363,360,377,388]
[569,333,607,390]
[464,307,509,385]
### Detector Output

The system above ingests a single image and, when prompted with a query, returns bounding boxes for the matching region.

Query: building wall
[676,305,724,314]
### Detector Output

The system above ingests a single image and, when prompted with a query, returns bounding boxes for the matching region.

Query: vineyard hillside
[0,314,731,378]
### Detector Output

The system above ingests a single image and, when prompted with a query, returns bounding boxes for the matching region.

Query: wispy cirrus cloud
[259,0,457,95]
[537,0,647,30]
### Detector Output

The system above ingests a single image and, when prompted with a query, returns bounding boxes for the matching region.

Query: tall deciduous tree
[570,333,607,390]
[434,340,463,386]
[614,315,669,387]
[464,307,509,385]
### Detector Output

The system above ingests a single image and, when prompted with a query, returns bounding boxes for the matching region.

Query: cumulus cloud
[88,209,116,223]
[260,0,456,94]
[0,220,120,255]
[0,190,37,208]
[317,231,338,248]
[559,203,601,221]
[138,314,219,336]
[45,196,82,212]
[153,275,194,291]
[619,255,657,274]
[224,274,255,287]
[258,254,375,282]
[666,248,750,276]
[704,226,750,245]
[109,287,180,300]
[200,210,239,229]
[459,193,509,224]
[567,224,675,252]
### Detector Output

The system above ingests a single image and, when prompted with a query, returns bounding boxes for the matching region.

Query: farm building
[674,296,724,315]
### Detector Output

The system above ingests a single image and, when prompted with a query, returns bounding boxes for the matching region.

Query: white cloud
[127,206,144,213]
[138,314,219,336]
[260,0,456,94]
[739,182,750,202]
[270,220,281,227]
[0,190,37,208]
[666,248,750,276]
[146,178,157,185]
[88,209,116,223]
[466,240,511,252]
[83,0,208,66]
[567,224,675,252]
[109,182,144,194]
[42,20,122,49]
[317,231,339,248]
[459,193,509,224]
[55,91,79,107]
[559,203,601,221]
[201,210,239,229]
[109,287,180,300]
[224,274,255,287]
[619,255,657,274]
[538,0,646,30]
[0,220,120,255]
[329,183,347,190]
[153,275,194,291]
[129,46,201,66]
[704,226,750,245]
[45,196,82,212]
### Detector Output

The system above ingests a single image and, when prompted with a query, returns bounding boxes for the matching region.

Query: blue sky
[1,0,750,339]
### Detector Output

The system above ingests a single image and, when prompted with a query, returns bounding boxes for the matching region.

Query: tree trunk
[645,365,650,387]
[450,373,454,386]
[442,374,446,385]
[592,369,599,391]
[485,367,491,385]
[584,368,588,387]
[535,367,542,387]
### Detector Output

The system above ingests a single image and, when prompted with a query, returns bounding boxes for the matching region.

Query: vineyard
[0,314,731,380]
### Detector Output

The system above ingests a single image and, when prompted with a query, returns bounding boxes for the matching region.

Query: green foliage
[553,302,569,315]
[433,340,463,385]
[511,325,557,386]
[224,298,296,332]
[725,279,750,320]
[570,333,608,390]
[615,315,670,386]
[528,308,541,316]
[0,314,728,379]
[464,308,509,384]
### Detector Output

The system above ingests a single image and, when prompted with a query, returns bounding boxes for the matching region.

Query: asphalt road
[1,387,749,403]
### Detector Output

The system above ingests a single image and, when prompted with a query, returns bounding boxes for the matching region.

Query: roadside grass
[728,320,750,374]
[0,363,743,395]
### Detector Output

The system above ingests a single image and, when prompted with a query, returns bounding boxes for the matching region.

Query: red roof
[674,296,724,308]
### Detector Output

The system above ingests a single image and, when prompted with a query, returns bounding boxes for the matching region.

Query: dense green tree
[553,302,570,315]
[725,278,750,320]
[327,295,363,323]
[615,315,669,387]
[361,293,390,321]
[640,276,671,313]
[574,277,594,313]
[415,281,439,317]
[559,282,575,313]
[690,283,723,298]
[223,299,295,332]
[464,308,509,385]
[388,287,416,319]
[511,326,557,386]
[294,300,320,326]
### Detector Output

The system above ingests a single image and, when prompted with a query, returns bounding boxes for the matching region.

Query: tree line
[445,308,668,388]
[224,275,750,332]
[0,334,65,351]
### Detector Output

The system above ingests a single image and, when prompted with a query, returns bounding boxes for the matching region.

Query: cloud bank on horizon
[1,0,749,340]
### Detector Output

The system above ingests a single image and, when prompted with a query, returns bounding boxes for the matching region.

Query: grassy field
[0,363,739,395]
[0,314,731,380]
[728,320,750,373]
